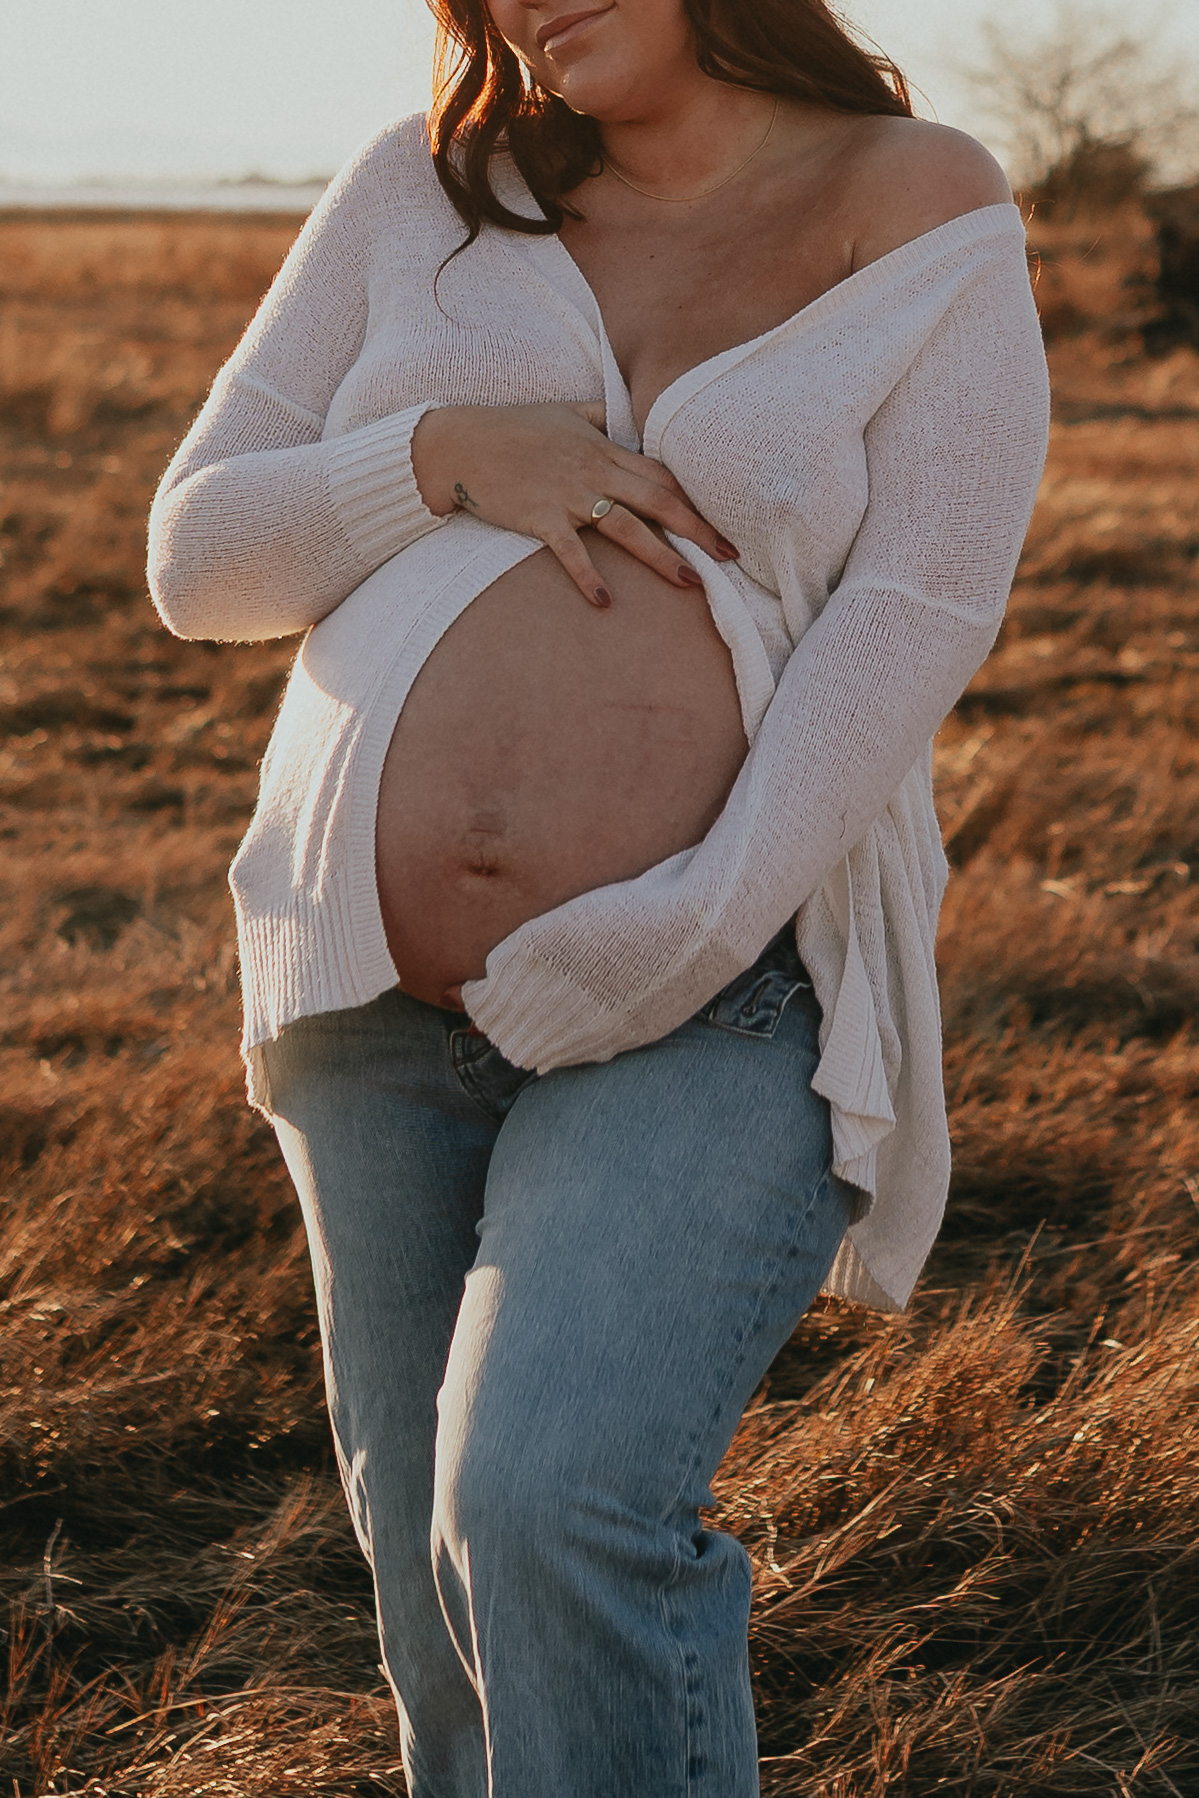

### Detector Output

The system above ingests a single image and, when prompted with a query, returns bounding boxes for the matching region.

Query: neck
[598,83,779,197]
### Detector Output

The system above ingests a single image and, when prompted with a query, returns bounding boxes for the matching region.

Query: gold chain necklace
[603,98,780,204]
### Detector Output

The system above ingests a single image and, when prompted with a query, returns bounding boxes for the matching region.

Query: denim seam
[656,1166,837,1798]
[662,1169,833,1530]
[656,1533,693,1798]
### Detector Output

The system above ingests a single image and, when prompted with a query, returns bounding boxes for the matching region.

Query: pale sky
[1,0,1195,189]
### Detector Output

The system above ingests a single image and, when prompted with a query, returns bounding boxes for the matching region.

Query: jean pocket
[450,1030,537,1122]
[701,965,812,1039]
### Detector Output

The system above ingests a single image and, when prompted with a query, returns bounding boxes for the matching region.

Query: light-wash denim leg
[261,933,852,1798]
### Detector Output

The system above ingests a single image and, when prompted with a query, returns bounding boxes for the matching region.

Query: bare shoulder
[844,117,1014,271]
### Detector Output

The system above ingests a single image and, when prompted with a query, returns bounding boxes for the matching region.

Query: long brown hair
[427,1,913,246]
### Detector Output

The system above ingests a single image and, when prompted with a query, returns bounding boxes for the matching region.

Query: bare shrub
[960,1,1199,204]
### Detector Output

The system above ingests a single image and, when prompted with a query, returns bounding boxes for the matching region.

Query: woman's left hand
[410,401,737,610]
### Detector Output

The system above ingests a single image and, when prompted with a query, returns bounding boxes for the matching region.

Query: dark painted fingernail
[591,586,613,608]
[678,565,705,587]
[714,536,739,559]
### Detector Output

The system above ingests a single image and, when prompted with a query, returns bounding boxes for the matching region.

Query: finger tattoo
[453,481,480,512]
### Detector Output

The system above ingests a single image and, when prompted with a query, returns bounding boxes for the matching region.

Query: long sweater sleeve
[147,132,447,643]
[462,248,1050,1069]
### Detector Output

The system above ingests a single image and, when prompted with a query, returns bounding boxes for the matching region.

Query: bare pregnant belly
[375,531,748,1007]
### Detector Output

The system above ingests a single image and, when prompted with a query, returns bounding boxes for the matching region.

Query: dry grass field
[1,195,1198,1795]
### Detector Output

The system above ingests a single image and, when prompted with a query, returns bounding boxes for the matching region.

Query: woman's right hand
[410,401,738,609]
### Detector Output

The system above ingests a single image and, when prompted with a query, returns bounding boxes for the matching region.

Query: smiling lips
[535,5,613,53]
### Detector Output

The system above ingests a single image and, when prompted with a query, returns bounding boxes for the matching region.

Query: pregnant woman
[148,0,1049,1791]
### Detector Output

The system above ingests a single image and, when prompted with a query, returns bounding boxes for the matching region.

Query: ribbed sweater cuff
[463,957,621,1073]
[325,402,448,569]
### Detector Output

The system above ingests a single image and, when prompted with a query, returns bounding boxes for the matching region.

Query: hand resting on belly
[375,530,748,1009]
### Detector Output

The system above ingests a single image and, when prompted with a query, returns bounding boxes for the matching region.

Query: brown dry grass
[1,198,1197,1796]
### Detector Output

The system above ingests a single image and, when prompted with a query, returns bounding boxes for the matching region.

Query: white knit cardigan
[148,115,1050,1312]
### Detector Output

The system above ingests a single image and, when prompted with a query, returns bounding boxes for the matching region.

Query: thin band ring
[590,496,614,522]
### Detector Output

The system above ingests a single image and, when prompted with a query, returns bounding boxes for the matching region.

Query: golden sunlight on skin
[377,0,785,1004]
[382,2,1007,1008]
[375,534,746,1005]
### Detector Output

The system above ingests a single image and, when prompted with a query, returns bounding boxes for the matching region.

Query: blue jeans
[259,930,851,1798]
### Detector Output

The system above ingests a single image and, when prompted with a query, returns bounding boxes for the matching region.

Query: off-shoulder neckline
[537,202,1026,449]
[414,120,1028,448]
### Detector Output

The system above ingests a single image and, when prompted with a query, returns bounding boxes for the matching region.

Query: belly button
[460,811,509,879]
[464,853,504,880]
[458,834,507,880]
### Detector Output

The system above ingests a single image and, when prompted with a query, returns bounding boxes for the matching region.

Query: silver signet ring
[590,496,614,521]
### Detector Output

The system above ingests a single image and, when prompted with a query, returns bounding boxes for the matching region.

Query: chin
[534,48,652,121]
[547,74,650,124]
